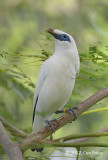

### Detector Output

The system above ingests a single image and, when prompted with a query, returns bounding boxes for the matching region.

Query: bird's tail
[31,115,45,152]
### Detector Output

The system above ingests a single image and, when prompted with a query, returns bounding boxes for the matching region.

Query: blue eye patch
[52,33,71,43]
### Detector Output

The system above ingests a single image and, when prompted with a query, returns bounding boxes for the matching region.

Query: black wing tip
[32,96,39,125]
[31,147,43,152]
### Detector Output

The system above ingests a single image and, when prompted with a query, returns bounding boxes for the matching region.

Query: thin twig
[53,131,108,142]
[0,116,29,138]
[76,147,80,160]
[65,125,108,143]
[46,142,108,148]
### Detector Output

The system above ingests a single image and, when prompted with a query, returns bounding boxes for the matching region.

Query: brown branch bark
[0,121,23,160]
[21,87,108,151]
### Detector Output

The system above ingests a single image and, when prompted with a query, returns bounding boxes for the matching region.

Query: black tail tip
[31,148,43,152]
[31,148,36,152]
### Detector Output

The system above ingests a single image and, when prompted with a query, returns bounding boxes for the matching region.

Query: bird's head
[47,28,77,52]
[47,28,80,71]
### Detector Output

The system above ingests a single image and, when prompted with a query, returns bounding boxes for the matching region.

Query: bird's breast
[45,57,76,109]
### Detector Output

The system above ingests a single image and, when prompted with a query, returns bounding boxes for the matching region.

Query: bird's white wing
[32,62,47,125]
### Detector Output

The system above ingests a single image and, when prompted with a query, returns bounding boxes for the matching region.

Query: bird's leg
[55,107,79,120]
[55,110,64,114]
[42,117,57,132]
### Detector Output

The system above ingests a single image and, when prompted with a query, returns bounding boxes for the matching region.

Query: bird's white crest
[32,29,80,133]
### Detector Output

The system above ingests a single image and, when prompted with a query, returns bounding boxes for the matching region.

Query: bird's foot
[44,119,57,132]
[64,106,79,120]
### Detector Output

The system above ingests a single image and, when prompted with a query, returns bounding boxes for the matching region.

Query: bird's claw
[44,119,57,132]
[65,106,79,120]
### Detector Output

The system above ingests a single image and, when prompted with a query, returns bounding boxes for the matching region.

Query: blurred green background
[0,0,108,159]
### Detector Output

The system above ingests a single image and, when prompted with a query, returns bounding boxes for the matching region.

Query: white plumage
[32,29,80,133]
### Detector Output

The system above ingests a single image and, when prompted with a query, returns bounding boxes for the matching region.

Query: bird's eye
[63,34,67,38]
[60,34,70,42]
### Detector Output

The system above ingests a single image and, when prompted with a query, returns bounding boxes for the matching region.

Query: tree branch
[0,87,108,159]
[0,115,29,138]
[0,121,23,160]
[21,87,108,151]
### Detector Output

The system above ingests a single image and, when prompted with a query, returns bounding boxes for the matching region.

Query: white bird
[32,29,80,151]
